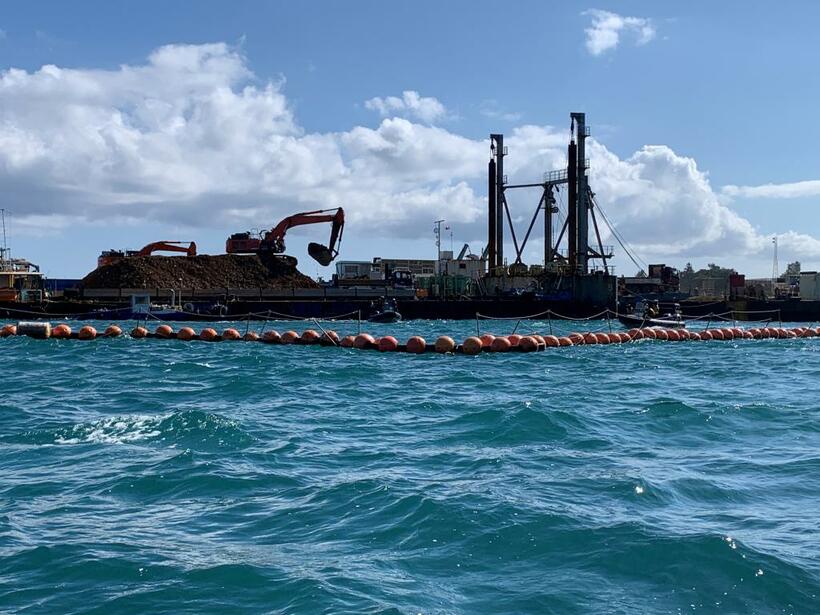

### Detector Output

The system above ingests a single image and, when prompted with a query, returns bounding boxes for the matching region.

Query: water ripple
[2,319,820,613]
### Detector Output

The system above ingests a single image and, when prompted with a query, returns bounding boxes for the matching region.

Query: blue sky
[1,1,819,279]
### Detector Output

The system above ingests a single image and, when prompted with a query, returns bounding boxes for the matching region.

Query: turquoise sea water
[2,318,819,614]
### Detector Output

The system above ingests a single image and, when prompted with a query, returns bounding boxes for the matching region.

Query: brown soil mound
[81,254,319,289]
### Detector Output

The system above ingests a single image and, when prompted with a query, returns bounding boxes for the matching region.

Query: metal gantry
[487,112,613,275]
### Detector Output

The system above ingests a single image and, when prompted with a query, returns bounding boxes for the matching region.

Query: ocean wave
[8,410,255,451]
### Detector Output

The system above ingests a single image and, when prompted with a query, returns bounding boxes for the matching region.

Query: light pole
[434,219,444,272]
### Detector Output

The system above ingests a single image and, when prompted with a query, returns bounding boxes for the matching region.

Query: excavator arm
[227,207,345,266]
[136,241,197,257]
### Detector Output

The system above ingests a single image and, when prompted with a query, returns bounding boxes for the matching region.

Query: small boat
[617,313,686,329]
[618,300,686,328]
[367,298,402,323]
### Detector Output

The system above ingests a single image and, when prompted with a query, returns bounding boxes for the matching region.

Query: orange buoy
[78,325,97,340]
[720,328,735,340]
[51,324,71,339]
[689,332,702,341]
[131,326,148,339]
[508,334,522,347]
[592,332,609,345]
[558,336,573,346]
[0,323,17,337]
[518,336,538,352]
[699,330,713,341]
[709,329,724,340]
[378,335,399,352]
[222,328,241,340]
[666,330,680,341]
[103,325,122,337]
[199,327,218,341]
[461,336,483,355]
[244,331,260,342]
[321,330,340,344]
[815,327,820,336]
[281,330,299,344]
[803,328,817,338]
[435,336,456,353]
[479,334,496,348]
[262,330,281,344]
[786,329,797,338]
[155,324,173,338]
[568,332,585,345]
[642,328,657,339]
[340,335,355,348]
[654,329,669,341]
[353,333,375,349]
[748,328,761,339]
[678,329,691,340]
[490,336,512,352]
[742,331,754,339]
[301,329,321,344]
[582,332,598,345]
[532,335,546,346]
[544,335,561,347]
[628,329,645,341]
[405,336,426,353]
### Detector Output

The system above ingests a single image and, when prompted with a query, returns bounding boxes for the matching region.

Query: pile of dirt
[81,254,319,289]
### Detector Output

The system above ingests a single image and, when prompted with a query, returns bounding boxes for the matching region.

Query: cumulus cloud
[583,9,656,56]
[364,90,447,123]
[722,179,820,199]
[2,41,819,268]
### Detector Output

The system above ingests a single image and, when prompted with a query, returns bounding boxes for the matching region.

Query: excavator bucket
[308,242,334,266]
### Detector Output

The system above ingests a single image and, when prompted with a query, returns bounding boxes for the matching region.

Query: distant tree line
[678,263,736,295]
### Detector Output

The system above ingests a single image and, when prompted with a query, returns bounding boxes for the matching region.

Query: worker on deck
[644,300,660,319]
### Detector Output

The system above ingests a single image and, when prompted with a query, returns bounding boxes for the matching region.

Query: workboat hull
[367,310,402,323]
[618,314,686,329]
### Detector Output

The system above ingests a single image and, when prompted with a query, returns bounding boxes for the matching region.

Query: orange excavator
[97,241,197,268]
[225,207,345,266]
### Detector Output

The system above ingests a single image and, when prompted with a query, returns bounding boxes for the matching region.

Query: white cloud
[2,41,820,269]
[583,9,656,56]
[364,90,447,124]
[722,179,820,199]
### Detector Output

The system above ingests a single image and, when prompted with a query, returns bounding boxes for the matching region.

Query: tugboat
[618,300,686,329]
[367,297,402,323]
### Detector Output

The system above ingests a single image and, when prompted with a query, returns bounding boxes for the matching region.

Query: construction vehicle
[226,207,345,266]
[97,241,197,268]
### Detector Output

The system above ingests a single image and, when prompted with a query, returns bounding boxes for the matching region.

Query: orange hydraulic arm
[261,207,344,256]
[226,207,345,265]
[136,241,197,257]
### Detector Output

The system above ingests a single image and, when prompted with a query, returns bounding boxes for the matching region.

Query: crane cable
[589,191,647,273]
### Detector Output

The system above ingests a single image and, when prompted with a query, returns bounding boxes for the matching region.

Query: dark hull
[367,311,402,323]
[1,297,614,321]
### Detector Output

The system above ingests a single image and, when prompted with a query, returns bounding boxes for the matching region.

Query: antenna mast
[0,209,8,267]
[771,236,779,288]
